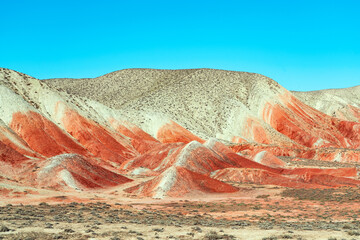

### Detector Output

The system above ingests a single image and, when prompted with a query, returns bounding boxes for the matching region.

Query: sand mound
[38,154,132,190]
[125,166,238,198]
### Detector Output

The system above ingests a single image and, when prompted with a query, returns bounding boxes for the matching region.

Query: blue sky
[0,0,359,91]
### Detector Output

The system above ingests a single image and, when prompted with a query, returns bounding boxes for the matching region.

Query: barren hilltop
[44,69,284,140]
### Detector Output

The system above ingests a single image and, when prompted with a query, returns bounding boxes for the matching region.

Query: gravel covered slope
[44,68,287,140]
[44,69,200,108]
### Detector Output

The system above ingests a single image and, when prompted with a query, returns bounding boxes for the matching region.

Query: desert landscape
[1,67,360,239]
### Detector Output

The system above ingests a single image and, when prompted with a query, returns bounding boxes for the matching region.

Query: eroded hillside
[0,67,360,202]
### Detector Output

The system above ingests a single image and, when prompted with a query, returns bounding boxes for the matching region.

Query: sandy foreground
[0,222,355,240]
[1,182,360,240]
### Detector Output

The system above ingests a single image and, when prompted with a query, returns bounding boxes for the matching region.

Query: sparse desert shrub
[204,231,222,240]
[192,226,202,232]
[63,228,75,233]
[262,237,278,240]
[347,230,360,236]
[281,234,294,239]
[203,231,235,240]
[342,224,352,229]
[152,228,164,232]
[0,225,10,232]
[256,194,270,199]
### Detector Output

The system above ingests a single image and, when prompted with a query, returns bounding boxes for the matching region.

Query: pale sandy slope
[44,68,291,142]
[293,85,360,122]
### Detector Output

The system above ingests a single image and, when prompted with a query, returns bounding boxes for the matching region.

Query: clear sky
[1,0,359,91]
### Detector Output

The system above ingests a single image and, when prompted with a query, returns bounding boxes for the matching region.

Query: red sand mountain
[263,93,360,148]
[37,154,132,190]
[125,166,238,198]
[10,111,89,157]
[60,107,139,164]
[251,150,286,168]
[110,119,160,154]
[0,67,360,199]
[156,120,205,144]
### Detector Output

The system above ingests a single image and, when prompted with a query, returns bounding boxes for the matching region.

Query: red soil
[61,107,138,163]
[110,119,161,154]
[251,150,286,168]
[243,118,271,144]
[282,167,358,178]
[0,140,29,164]
[121,142,184,171]
[3,101,360,197]
[212,167,360,189]
[38,154,132,190]
[212,168,322,188]
[10,111,89,157]
[159,141,241,174]
[156,121,205,144]
[263,94,354,148]
[126,166,238,198]
[0,126,40,158]
[296,172,360,187]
